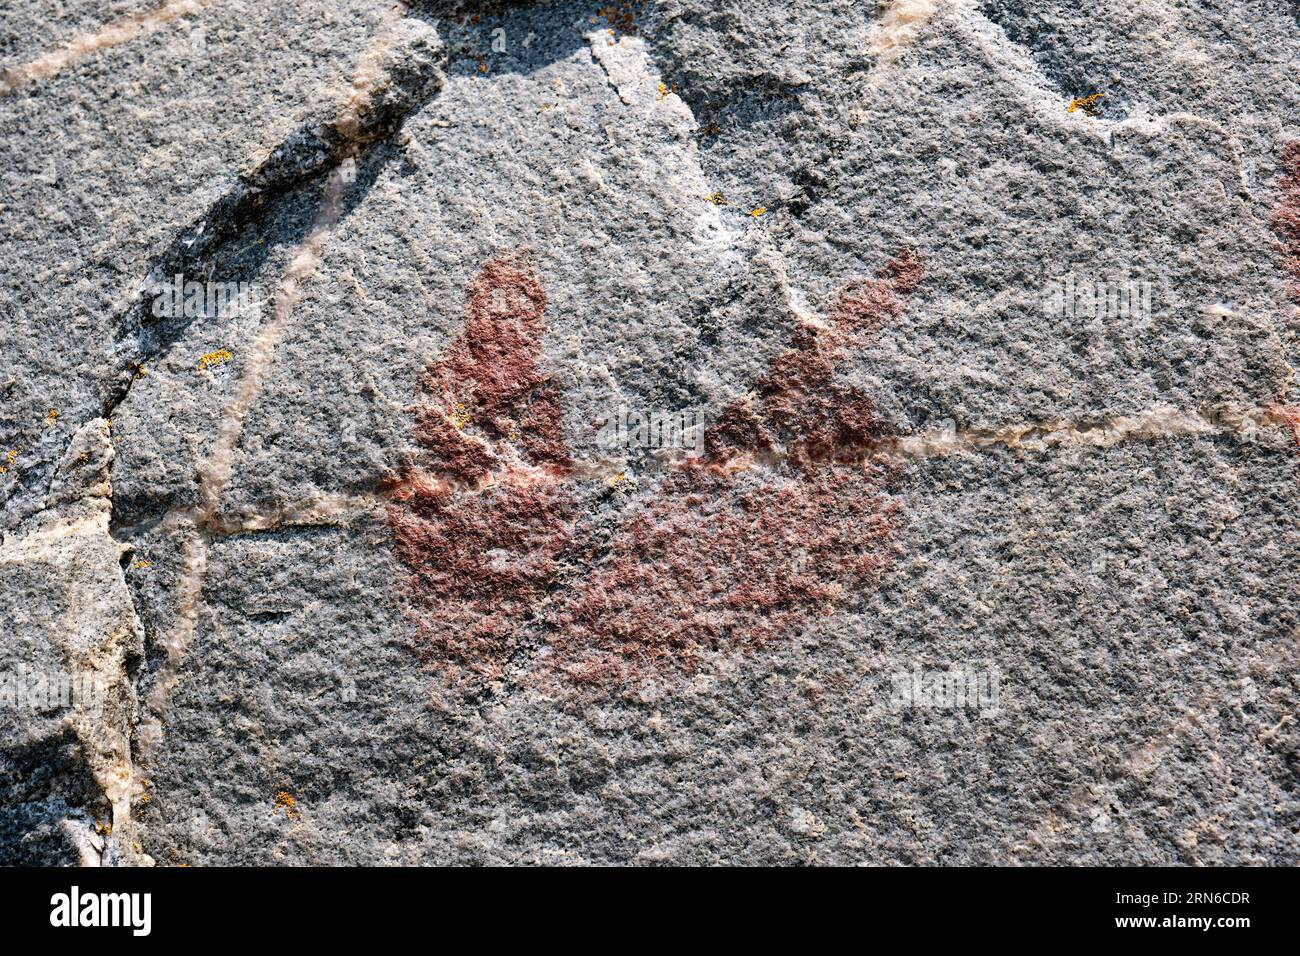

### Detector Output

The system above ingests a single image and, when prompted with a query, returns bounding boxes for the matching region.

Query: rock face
[1,0,1297,865]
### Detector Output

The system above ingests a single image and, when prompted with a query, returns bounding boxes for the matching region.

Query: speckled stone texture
[1,0,1297,865]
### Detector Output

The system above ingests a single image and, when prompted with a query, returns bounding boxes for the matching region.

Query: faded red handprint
[1268,141,1300,445]
[1272,140,1300,305]
[386,254,575,672]
[388,248,923,689]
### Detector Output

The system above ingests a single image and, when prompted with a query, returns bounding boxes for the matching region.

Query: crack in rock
[129,10,448,780]
[0,419,147,865]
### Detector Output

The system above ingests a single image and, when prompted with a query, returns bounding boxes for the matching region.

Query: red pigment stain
[389,249,923,687]
[552,467,898,685]
[552,252,919,686]
[1269,141,1300,446]
[1271,140,1300,304]
[709,249,923,467]
[387,252,573,677]
[1271,404,1300,448]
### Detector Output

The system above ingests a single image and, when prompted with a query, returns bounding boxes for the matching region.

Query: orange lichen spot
[1067,93,1105,116]
[198,349,233,371]
[748,207,766,218]
[596,3,641,38]
[45,408,59,423]
[273,790,298,819]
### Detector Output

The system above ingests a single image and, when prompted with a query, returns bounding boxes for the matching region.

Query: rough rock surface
[1,0,1297,864]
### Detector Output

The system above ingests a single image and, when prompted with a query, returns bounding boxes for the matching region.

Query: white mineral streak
[0,0,216,95]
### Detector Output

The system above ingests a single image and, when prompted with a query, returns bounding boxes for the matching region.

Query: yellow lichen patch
[749,206,767,218]
[273,790,299,819]
[1067,92,1105,115]
[94,818,112,837]
[0,449,14,475]
[198,349,233,371]
[131,559,151,571]
[448,402,471,431]
[133,364,148,380]
[657,81,680,101]
[607,472,628,488]
[705,191,728,206]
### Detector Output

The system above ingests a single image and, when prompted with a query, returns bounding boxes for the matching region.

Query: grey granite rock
[1,0,1297,865]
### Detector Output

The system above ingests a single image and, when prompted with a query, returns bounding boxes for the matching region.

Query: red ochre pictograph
[1271,141,1300,303]
[1269,140,1300,445]
[388,248,923,689]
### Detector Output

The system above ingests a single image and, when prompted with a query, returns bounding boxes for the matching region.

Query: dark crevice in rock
[410,0,589,82]
[78,17,450,865]
[101,22,447,536]
[105,143,406,534]
[99,19,448,432]
[978,1,1129,119]
[0,725,108,865]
